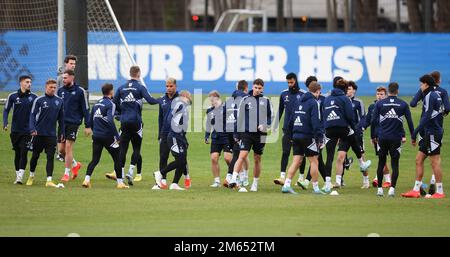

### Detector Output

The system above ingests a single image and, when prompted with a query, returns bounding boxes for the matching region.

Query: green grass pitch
[0,95,449,236]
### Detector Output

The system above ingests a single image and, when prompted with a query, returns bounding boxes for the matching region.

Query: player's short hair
[253,78,264,87]
[166,77,177,85]
[130,66,141,77]
[335,78,348,92]
[333,76,343,88]
[348,81,358,91]
[19,75,32,82]
[64,69,75,76]
[179,90,192,104]
[286,72,297,81]
[208,90,220,98]
[376,86,387,94]
[305,76,317,87]
[64,55,77,63]
[308,81,321,93]
[419,74,435,87]
[388,82,399,94]
[430,71,440,84]
[237,80,248,91]
[46,79,57,86]
[102,83,114,95]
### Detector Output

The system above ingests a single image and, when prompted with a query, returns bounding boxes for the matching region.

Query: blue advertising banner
[1,32,449,95]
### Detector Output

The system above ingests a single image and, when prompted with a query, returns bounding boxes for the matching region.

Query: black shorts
[10,133,31,151]
[325,127,349,141]
[239,133,266,155]
[120,122,143,140]
[167,135,188,158]
[338,134,363,155]
[378,138,402,158]
[419,133,442,156]
[58,123,79,142]
[210,143,232,154]
[92,136,120,152]
[292,138,319,157]
[31,136,57,155]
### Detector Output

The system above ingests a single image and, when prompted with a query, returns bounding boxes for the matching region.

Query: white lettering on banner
[254,46,288,82]
[334,46,364,81]
[118,45,151,80]
[193,45,225,81]
[225,45,254,81]
[88,44,118,80]
[363,47,397,83]
[150,45,183,80]
[298,46,334,82]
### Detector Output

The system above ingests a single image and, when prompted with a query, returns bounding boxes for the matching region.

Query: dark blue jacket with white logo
[323,88,355,130]
[3,89,38,134]
[371,96,414,141]
[288,92,323,142]
[158,92,178,139]
[90,96,119,140]
[410,85,449,128]
[57,84,90,127]
[167,98,189,142]
[237,91,273,134]
[205,103,229,145]
[29,94,64,137]
[113,79,159,124]
[412,88,443,140]
[278,88,305,131]
[225,90,248,139]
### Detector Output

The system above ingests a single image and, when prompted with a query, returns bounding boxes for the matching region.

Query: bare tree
[354,0,378,32]
[435,0,450,32]
[326,0,338,32]
[406,0,422,32]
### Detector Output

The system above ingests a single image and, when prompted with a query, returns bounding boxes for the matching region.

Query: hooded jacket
[57,83,90,127]
[3,89,38,134]
[323,88,355,130]
[288,92,323,142]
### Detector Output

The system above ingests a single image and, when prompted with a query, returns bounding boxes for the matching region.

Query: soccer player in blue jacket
[403,75,445,199]
[112,65,159,185]
[273,73,305,186]
[3,75,38,185]
[371,82,414,197]
[153,91,192,190]
[57,69,91,182]
[28,79,65,188]
[229,79,274,192]
[82,83,128,189]
[322,78,371,192]
[410,71,449,195]
[281,81,325,195]
[205,90,233,188]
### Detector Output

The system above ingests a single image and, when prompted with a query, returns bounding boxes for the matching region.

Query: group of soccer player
[3,53,448,198]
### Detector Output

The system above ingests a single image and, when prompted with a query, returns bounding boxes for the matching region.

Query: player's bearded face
[166,83,176,94]
[63,75,74,86]
[287,78,296,88]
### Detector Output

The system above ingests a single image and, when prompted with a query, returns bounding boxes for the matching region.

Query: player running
[205,91,233,187]
[82,83,128,189]
[109,65,159,186]
[371,82,414,197]
[322,78,371,193]
[403,75,445,199]
[57,69,91,182]
[281,81,325,195]
[153,91,192,190]
[229,79,274,192]
[3,75,38,184]
[273,72,305,186]
[28,79,65,188]
[409,71,449,195]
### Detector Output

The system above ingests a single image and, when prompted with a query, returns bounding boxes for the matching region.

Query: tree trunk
[277,0,284,32]
[326,0,337,32]
[407,0,423,32]
[354,0,378,32]
[435,0,450,32]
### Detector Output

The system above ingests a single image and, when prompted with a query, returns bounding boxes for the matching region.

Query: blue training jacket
[288,92,323,142]
[278,87,305,131]
[371,96,414,141]
[410,86,450,128]
[323,88,356,130]
[412,88,444,140]
[158,91,178,140]
[29,94,64,137]
[57,84,90,127]
[205,103,229,145]
[3,89,38,134]
[236,90,273,134]
[113,79,159,124]
[90,96,119,140]
[225,90,248,139]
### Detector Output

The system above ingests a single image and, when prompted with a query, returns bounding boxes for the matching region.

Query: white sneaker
[377,188,384,197]
[228,178,238,188]
[238,187,248,193]
[360,160,372,172]
[153,171,162,187]
[210,182,220,188]
[361,183,370,189]
[388,187,395,197]
[151,184,161,190]
[250,183,258,192]
[169,183,185,190]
